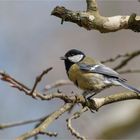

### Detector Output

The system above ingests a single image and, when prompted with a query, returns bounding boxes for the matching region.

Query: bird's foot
[82,96,95,113]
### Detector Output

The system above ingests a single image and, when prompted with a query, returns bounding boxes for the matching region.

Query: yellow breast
[68,62,106,91]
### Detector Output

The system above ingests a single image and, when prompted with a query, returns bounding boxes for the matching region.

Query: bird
[60,49,140,99]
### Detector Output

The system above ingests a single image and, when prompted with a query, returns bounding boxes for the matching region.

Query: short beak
[60,56,67,60]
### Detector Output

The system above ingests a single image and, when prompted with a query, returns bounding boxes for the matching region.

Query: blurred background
[0,0,140,139]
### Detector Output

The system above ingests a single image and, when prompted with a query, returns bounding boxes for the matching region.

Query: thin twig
[67,107,88,140]
[0,115,48,129]
[39,131,57,137]
[0,68,55,100]
[0,69,85,103]
[101,54,129,64]
[0,71,30,91]
[30,67,53,97]
[119,69,140,74]
[114,50,140,70]
[0,71,30,94]
[45,80,72,91]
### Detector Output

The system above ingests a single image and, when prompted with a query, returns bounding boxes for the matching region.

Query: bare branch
[45,80,72,91]
[86,0,99,13]
[114,50,140,70]
[0,117,44,129]
[39,131,57,137]
[16,103,74,140]
[101,54,129,64]
[67,107,88,140]
[51,1,140,33]
[0,69,85,103]
[1,68,140,112]
[119,69,140,74]
[1,90,140,139]
[102,50,140,72]
[0,71,30,94]
[90,91,140,110]
[0,68,57,100]
[0,49,140,139]
[30,67,53,97]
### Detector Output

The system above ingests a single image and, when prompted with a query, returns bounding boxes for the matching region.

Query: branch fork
[0,50,140,140]
[52,0,140,33]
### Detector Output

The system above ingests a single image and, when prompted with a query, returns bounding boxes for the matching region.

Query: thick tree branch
[51,1,140,33]
[90,91,140,111]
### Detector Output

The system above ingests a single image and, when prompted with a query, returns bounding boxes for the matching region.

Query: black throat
[64,60,74,74]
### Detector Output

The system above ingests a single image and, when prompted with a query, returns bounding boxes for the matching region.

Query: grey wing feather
[79,63,122,79]
[79,64,140,94]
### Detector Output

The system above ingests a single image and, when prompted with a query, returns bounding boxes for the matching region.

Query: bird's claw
[82,96,95,113]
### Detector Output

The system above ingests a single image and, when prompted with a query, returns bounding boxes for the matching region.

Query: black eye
[71,53,75,56]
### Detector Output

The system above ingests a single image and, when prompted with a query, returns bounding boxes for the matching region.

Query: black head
[61,49,85,63]
[61,49,85,72]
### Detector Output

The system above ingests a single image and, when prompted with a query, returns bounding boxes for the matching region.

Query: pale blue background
[0,0,140,139]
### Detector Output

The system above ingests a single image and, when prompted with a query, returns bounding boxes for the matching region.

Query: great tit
[61,49,140,98]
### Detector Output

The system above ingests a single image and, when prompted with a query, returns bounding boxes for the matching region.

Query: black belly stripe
[75,80,78,87]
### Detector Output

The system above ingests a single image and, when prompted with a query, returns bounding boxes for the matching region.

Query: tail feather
[118,80,140,94]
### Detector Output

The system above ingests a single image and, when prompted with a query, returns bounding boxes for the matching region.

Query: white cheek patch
[68,54,84,63]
